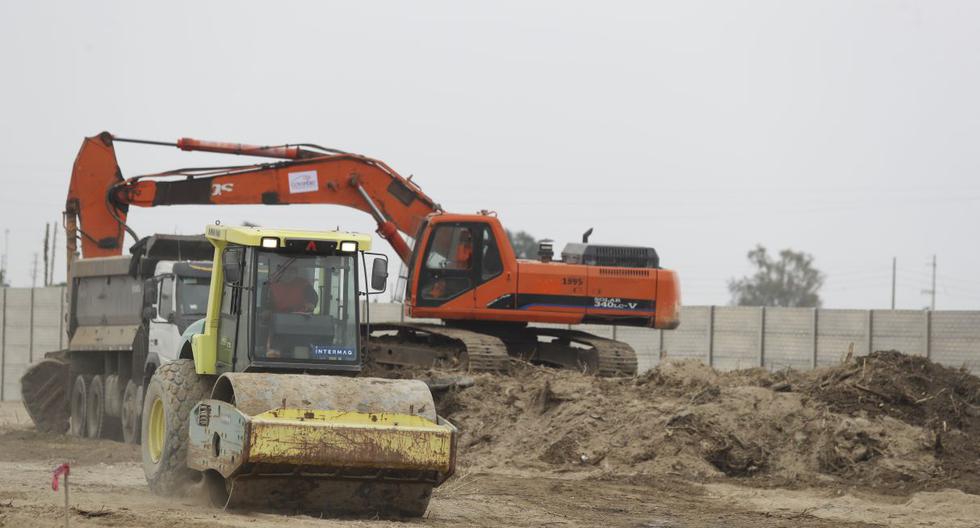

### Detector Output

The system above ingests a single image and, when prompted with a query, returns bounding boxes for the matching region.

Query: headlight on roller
[261,237,280,249]
[340,241,358,253]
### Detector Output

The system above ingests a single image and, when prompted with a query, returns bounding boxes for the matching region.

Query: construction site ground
[3,351,980,527]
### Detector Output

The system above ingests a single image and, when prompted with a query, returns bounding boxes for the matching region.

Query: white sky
[0,1,977,309]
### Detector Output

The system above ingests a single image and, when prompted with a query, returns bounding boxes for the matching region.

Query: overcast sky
[0,1,977,309]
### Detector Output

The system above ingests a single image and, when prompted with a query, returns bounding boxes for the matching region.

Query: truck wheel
[141,359,214,495]
[86,375,112,438]
[122,380,143,444]
[69,375,91,437]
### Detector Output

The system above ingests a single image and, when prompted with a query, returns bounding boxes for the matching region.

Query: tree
[506,229,540,259]
[728,245,825,307]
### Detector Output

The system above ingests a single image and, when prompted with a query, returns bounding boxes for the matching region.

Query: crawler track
[365,323,512,373]
[529,328,638,376]
[364,323,637,376]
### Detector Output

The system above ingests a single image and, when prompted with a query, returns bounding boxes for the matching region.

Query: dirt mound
[807,350,980,430]
[437,354,980,495]
[804,350,980,492]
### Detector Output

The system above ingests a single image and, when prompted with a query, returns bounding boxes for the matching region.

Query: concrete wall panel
[663,306,710,361]
[930,311,980,370]
[712,307,761,371]
[32,287,65,357]
[2,289,32,401]
[872,310,927,357]
[816,310,869,366]
[616,326,661,372]
[763,308,813,370]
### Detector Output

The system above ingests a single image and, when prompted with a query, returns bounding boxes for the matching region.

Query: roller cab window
[252,249,358,365]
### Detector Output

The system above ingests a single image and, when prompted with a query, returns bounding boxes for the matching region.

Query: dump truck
[20,235,214,442]
[142,224,456,517]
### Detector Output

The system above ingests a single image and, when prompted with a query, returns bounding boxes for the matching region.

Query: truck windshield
[177,276,210,316]
[253,249,359,363]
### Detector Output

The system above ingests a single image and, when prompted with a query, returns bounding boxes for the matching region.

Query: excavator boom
[66,132,438,266]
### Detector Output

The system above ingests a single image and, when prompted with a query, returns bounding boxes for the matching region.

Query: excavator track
[539,330,637,377]
[365,323,637,377]
[364,323,511,373]
[514,327,637,377]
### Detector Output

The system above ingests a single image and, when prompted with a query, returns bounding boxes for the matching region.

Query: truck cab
[143,260,212,365]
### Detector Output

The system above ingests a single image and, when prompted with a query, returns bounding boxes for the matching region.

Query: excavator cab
[412,219,507,307]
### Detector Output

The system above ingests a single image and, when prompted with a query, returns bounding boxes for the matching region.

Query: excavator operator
[448,229,473,270]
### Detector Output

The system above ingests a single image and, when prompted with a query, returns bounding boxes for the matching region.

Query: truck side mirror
[370,257,388,293]
[143,279,158,305]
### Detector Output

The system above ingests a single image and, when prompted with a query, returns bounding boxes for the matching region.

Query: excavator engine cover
[560,243,660,269]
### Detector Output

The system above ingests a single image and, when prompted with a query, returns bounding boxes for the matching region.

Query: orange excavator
[67,132,680,376]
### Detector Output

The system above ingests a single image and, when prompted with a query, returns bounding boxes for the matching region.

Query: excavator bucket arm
[67,133,440,263]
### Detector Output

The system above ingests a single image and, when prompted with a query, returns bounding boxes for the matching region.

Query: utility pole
[31,253,38,288]
[49,223,57,285]
[921,255,937,310]
[891,257,896,310]
[0,229,7,287]
[43,224,50,287]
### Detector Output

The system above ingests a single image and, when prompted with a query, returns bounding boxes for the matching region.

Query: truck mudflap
[187,400,458,482]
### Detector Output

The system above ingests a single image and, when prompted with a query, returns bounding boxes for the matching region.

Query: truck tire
[69,375,91,437]
[141,359,214,495]
[122,380,143,444]
[86,375,112,439]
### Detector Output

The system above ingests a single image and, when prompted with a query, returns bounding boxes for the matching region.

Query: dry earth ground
[3,353,980,527]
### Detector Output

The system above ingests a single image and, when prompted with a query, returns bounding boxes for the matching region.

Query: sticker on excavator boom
[288,170,318,193]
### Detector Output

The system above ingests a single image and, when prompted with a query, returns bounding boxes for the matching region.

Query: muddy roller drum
[187,373,457,518]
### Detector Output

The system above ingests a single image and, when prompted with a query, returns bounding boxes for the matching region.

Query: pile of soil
[805,350,980,491]
[435,351,980,495]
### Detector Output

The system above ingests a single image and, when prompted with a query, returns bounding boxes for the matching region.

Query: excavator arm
[66,132,439,268]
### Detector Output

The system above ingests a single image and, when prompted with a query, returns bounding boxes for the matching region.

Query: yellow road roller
[141,224,457,517]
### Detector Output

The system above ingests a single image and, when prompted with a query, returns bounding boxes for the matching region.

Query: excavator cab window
[417,222,503,306]
[480,226,503,282]
[419,225,474,303]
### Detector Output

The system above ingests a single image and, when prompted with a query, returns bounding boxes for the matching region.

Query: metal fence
[2,288,979,401]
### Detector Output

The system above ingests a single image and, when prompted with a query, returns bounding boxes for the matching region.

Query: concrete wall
[2,290,979,400]
[1,287,67,401]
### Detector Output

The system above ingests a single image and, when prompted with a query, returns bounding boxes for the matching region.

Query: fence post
[811,308,818,369]
[1,288,6,400]
[924,310,932,360]
[28,288,35,363]
[866,310,874,356]
[707,305,715,368]
[758,306,766,368]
